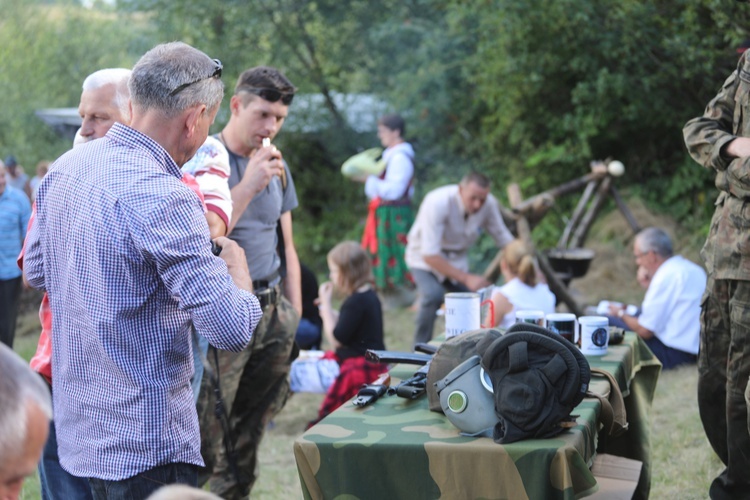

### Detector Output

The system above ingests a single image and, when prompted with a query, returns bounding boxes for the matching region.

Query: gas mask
[433,355,498,436]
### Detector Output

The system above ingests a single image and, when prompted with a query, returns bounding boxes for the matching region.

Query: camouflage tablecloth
[294,333,660,500]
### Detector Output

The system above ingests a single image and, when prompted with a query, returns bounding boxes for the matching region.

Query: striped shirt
[23,123,261,480]
[0,185,31,280]
[181,135,233,227]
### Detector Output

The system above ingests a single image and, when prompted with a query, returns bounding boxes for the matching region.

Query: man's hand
[213,236,252,293]
[724,137,750,158]
[463,273,491,292]
[239,143,285,196]
[423,254,490,291]
[607,302,625,317]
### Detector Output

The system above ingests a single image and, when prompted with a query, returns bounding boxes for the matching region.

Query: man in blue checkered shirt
[22,42,262,498]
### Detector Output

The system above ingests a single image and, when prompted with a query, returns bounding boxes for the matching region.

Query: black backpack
[477,323,591,444]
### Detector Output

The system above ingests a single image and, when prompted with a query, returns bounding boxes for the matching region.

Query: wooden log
[483,183,583,315]
[507,184,533,248]
[513,171,605,215]
[570,177,612,249]
[558,179,600,249]
[483,251,504,283]
[609,185,641,235]
[483,183,528,282]
[537,253,585,317]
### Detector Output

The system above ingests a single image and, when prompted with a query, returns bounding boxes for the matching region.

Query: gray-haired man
[28,66,133,500]
[0,342,52,500]
[23,42,262,498]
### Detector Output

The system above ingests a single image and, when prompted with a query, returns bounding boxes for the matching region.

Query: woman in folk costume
[360,113,415,294]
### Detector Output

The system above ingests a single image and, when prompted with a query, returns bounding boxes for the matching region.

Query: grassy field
[13,205,724,499]
[16,300,723,499]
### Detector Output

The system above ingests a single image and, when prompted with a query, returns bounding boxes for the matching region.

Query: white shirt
[364,142,414,201]
[638,255,706,354]
[494,277,556,329]
[405,184,514,280]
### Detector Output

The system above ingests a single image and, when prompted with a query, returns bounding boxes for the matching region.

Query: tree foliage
[4,0,750,266]
[0,0,153,166]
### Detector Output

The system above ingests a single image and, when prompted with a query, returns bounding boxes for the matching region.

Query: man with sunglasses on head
[22,42,261,498]
[195,66,301,499]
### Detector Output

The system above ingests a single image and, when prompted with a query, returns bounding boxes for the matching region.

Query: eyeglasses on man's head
[169,59,223,97]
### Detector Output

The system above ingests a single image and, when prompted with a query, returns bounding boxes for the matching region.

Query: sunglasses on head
[169,59,223,97]
[238,86,294,105]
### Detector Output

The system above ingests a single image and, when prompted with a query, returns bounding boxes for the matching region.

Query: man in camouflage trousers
[683,48,750,499]
[197,66,302,499]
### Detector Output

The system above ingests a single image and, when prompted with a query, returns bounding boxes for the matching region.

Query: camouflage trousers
[699,277,750,500]
[197,293,299,499]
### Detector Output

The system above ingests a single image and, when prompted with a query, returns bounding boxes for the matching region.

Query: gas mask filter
[434,355,498,436]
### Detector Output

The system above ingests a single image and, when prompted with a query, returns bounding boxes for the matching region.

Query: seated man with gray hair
[610,227,707,369]
[0,343,52,500]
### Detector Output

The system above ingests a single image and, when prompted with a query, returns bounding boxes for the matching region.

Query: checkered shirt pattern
[23,123,261,480]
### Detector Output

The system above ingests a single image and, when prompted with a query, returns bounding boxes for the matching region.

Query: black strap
[252,269,281,290]
[193,329,249,496]
[219,134,288,282]
[276,221,287,280]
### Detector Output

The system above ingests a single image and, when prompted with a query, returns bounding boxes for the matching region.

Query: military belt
[255,284,281,309]
[252,269,280,290]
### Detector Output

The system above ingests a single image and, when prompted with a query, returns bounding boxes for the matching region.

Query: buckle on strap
[254,285,279,309]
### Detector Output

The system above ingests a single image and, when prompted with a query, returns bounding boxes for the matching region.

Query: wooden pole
[558,179,600,249]
[483,183,529,283]
[513,171,605,216]
[609,185,641,235]
[499,183,582,315]
[483,251,504,284]
[507,184,532,247]
[570,177,612,249]
[537,253,585,316]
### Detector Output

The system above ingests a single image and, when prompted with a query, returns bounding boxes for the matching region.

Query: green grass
[15,300,723,499]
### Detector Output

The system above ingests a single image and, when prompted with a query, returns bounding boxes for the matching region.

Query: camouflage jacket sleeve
[683,67,739,174]
[683,52,750,198]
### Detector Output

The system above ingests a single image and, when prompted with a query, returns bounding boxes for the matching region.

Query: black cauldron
[545,248,595,279]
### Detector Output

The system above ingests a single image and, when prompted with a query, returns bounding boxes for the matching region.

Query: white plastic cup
[545,313,578,344]
[445,292,481,338]
[515,310,546,326]
[579,316,609,355]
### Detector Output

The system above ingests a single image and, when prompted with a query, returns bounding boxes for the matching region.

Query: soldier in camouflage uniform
[683,49,750,499]
[197,67,302,499]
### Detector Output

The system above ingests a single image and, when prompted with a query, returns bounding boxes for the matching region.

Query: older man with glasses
[22,42,262,498]
[609,227,706,369]
[194,66,302,499]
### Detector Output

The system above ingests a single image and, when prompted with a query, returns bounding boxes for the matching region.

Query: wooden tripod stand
[483,161,641,316]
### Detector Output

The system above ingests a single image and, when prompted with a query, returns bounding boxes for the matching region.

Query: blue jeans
[295,318,322,350]
[88,463,197,500]
[39,419,93,500]
[643,335,697,370]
